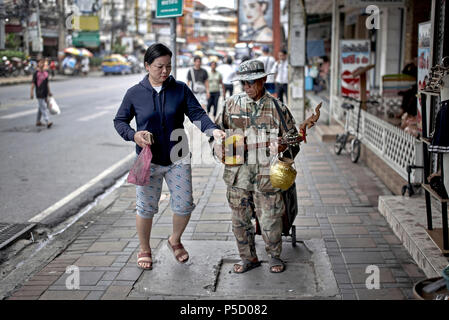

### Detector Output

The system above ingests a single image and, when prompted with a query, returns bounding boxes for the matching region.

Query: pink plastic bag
[127,146,152,186]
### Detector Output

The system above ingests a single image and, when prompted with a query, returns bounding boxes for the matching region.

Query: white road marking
[0,109,36,119]
[28,152,135,223]
[77,110,110,122]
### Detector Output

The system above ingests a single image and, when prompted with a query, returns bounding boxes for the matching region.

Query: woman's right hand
[134,130,153,149]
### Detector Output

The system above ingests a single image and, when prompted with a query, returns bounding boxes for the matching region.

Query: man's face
[242,77,266,100]
[279,52,286,61]
[194,58,201,69]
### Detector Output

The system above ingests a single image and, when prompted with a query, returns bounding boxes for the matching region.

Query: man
[272,49,288,103]
[217,56,236,99]
[206,60,224,119]
[187,55,209,109]
[211,59,299,273]
[257,45,276,94]
[30,58,53,128]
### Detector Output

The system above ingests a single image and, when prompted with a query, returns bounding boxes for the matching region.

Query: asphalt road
[0,68,191,225]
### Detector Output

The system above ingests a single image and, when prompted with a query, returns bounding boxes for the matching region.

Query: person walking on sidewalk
[30,58,53,128]
[272,48,289,103]
[211,59,299,273]
[187,56,209,110]
[114,43,225,270]
[257,45,276,94]
[206,60,224,119]
[217,56,236,99]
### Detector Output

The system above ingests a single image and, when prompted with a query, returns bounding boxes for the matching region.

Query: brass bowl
[270,157,297,190]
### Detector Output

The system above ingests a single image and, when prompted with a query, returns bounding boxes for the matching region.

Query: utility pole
[288,0,306,122]
[110,1,116,51]
[0,0,5,50]
[171,17,177,78]
[135,0,139,34]
[146,0,151,33]
[57,0,66,53]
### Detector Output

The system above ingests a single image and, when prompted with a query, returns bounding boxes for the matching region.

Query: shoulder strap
[272,98,288,132]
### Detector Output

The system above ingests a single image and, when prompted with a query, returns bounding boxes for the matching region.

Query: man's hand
[269,137,287,155]
[30,92,34,100]
[134,130,153,149]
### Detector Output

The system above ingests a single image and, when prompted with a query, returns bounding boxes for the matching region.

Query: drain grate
[0,223,36,250]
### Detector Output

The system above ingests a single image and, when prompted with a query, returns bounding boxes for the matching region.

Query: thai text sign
[340,40,370,97]
[156,0,183,18]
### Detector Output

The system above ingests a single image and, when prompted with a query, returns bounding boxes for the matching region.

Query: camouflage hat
[233,59,274,81]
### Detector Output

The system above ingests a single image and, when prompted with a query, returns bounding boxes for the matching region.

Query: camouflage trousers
[226,186,285,261]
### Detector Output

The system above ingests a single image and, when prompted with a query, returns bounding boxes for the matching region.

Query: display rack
[418,59,449,256]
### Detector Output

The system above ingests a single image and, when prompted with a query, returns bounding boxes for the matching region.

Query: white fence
[325,95,423,182]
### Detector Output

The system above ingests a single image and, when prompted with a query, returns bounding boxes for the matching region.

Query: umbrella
[64,47,93,57]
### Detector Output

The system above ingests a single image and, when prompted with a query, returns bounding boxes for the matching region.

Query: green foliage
[90,56,102,67]
[6,34,21,50]
[0,50,26,61]
[112,43,126,55]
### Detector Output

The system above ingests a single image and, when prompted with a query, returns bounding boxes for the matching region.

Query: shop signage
[340,39,370,97]
[417,21,431,133]
[344,0,405,7]
[72,31,100,48]
[156,0,184,18]
[72,16,100,31]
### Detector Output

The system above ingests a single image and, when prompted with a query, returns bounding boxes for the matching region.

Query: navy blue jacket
[114,75,219,166]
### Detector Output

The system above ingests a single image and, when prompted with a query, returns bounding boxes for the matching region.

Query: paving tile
[195,223,230,233]
[85,291,105,300]
[294,229,322,239]
[53,271,104,287]
[115,267,143,282]
[101,286,133,300]
[337,238,377,248]
[75,255,117,267]
[355,288,405,300]
[401,263,426,278]
[39,290,89,300]
[100,229,136,239]
[342,251,385,264]
[333,226,369,235]
[293,217,319,227]
[87,241,128,252]
[328,216,362,224]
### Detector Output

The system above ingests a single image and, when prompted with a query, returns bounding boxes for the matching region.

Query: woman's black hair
[144,43,172,65]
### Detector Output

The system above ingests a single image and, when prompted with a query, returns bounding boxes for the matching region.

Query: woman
[30,58,53,128]
[206,61,224,119]
[114,43,225,270]
[241,0,273,42]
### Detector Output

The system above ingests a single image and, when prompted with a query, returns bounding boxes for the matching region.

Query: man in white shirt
[257,45,276,94]
[217,56,236,99]
[272,49,288,103]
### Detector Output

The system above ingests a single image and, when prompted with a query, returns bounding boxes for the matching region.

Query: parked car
[102,54,131,75]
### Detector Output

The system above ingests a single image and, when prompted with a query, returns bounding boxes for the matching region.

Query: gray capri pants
[135,155,195,219]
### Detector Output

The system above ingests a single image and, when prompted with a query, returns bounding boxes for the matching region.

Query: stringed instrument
[219,102,322,166]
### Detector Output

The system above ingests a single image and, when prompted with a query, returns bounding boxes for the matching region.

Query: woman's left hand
[212,129,226,142]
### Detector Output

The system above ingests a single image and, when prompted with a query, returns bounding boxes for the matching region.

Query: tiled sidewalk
[6,133,427,300]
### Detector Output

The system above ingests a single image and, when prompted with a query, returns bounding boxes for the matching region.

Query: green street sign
[156,0,183,18]
[72,31,100,48]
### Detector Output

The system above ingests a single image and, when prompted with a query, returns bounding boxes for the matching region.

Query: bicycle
[334,96,379,163]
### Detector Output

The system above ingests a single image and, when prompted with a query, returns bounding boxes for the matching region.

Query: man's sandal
[269,257,285,273]
[167,239,189,263]
[137,251,153,270]
[233,259,261,274]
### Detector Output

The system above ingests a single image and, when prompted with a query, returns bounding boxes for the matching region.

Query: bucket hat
[233,59,274,81]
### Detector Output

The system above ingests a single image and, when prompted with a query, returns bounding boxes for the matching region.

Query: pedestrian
[272,48,289,103]
[113,43,225,270]
[217,56,236,99]
[206,60,224,119]
[211,59,299,273]
[256,45,276,94]
[30,58,53,128]
[187,55,209,110]
[81,56,90,76]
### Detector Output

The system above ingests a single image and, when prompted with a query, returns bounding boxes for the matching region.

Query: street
[0,68,191,225]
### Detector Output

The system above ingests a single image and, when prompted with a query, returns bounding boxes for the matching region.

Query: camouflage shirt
[213,91,299,192]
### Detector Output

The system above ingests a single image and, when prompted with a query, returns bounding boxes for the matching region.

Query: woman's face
[147,55,171,86]
[243,1,265,24]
